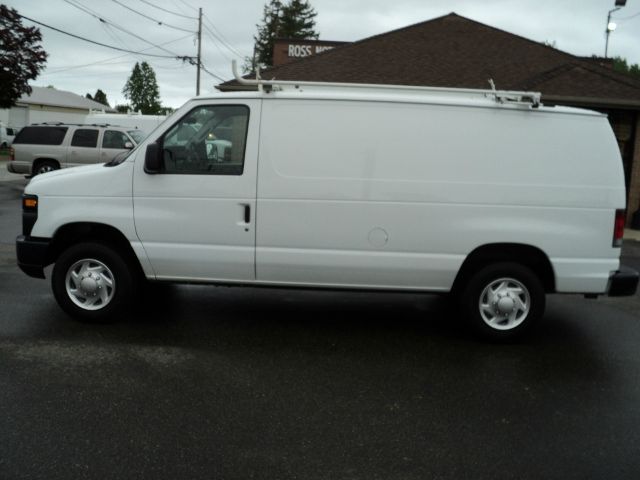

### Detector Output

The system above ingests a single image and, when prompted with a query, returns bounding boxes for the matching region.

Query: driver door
[133,100,260,282]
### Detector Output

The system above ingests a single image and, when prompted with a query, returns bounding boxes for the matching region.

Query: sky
[5,0,640,109]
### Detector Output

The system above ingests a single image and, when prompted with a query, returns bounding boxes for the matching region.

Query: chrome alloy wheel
[65,258,116,310]
[478,277,530,330]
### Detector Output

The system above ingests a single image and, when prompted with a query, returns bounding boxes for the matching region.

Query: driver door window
[161,105,249,175]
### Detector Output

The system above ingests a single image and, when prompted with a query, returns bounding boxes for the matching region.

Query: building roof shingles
[18,86,117,112]
[221,13,640,107]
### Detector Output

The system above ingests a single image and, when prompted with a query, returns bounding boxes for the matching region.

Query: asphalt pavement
[1,173,640,479]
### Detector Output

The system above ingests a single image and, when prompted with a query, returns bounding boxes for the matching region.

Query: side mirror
[124,141,134,150]
[144,142,161,174]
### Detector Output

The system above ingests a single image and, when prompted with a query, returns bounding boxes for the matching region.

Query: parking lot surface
[1,178,640,479]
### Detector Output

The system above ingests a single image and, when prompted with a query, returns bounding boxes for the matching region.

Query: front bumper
[608,266,639,297]
[16,235,50,279]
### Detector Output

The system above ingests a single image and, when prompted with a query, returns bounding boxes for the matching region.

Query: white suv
[7,123,146,176]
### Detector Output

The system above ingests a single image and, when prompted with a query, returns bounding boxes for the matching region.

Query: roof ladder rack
[230,60,541,108]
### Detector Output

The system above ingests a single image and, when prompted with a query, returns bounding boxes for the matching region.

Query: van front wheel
[460,262,545,340]
[52,242,134,322]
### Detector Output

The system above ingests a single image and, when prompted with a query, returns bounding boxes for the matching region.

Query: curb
[625,229,640,242]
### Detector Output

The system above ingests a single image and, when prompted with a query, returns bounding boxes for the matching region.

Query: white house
[0,86,118,128]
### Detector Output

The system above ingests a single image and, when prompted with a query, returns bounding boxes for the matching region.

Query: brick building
[220,13,640,225]
[272,39,348,66]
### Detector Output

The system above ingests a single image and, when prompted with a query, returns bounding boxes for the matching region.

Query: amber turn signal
[23,196,38,210]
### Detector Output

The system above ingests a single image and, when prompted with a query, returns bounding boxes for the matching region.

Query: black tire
[34,160,59,176]
[459,262,545,341]
[52,242,136,323]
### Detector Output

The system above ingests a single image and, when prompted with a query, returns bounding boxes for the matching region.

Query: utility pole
[196,7,202,95]
[604,0,626,58]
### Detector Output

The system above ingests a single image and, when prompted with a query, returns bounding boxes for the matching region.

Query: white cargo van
[15,69,639,340]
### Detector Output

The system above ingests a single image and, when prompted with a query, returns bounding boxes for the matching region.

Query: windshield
[128,130,147,144]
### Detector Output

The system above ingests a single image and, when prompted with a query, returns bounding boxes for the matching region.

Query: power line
[613,10,640,20]
[111,0,196,33]
[203,15,246,59]
[63,0,183,58]
[176,0,198,13]
[199,62,226,82]
[101,23,133,55]
[19,14,192,60]
[203,29,233,63]
[46,34,194,74]
[203,23,244,60]
[137,0,197,20]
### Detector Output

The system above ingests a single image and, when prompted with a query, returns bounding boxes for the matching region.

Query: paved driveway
[1,176,640,479]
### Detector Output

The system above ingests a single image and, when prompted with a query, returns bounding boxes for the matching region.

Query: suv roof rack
[30,122,126,128]
[230,60,541,108]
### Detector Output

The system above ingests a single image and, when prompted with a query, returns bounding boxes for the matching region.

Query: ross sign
[288,44,335,58]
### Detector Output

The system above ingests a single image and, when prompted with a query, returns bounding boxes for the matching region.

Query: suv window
[6,128,15,136]
[13,126,68,145]
[71,129,99,148]
[161,105,249,175]
[102,130,130,149]
[127,130,146,144]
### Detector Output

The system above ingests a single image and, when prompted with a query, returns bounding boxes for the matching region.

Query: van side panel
[256,99,625,292]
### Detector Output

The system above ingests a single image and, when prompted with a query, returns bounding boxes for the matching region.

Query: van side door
[132,100,260,282]
[67,128,101,167]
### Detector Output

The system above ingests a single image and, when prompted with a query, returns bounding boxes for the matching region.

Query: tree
[252,0,283,69]
[612,56,640,79]
[92,89,109,107]
[0,5,47,108]
[122,62,162,114]
[251,0,318,70]
[86,90,109,106]
[280,0,318,39]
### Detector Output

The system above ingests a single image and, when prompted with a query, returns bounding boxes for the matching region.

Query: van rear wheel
[52,242,135,323]
[460,262,545,341]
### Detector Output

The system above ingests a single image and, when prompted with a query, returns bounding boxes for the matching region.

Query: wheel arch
[33,158,60,174]
[451,243,556,294]
[47,222,144,278]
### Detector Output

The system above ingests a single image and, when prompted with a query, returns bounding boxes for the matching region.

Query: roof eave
[543,94,640,110]
[17,99,117,112]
